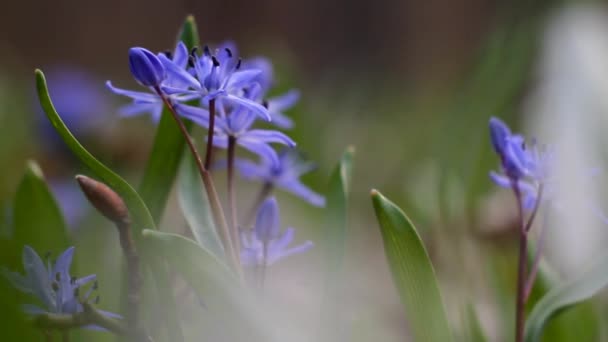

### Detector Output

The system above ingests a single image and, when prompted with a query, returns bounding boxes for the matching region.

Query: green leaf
[35,69,156,233]
[371,190,452,342]
[465,304,487,342]
[142,230,305,342]
[177,151,224,258]
[524,253,608,342]
[138,15,199,223]
[13,161,70,253]
[318,147,354,340]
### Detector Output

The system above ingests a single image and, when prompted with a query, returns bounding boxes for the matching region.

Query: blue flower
[175,88,295,164]
[159,43,272,121]
[489,117,552,210]
[240,197,313,266]
[107,42,199,122]
[1,246,120,326]
[128,47,166,87]
[234,148,325,207]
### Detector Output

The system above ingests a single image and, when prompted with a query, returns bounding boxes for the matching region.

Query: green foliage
[13,161,70,253]
[35,70,156,233]
[177,150,224,258]
[371,190,452,342]
[318,147,354,340]
[465,304,487,342]
[142,230,303,342]
[138,15,199,224]
[524,254,608,342]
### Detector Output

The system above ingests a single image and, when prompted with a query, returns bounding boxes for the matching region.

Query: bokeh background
[2,0,608,341]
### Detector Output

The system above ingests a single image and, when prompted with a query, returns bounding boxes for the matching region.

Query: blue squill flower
[489,117,552,210]
[159,44,271,121]
[1,246,120,326]
[234,148,325,207]
[107,42,199,122]
[128,47,166,87]
[240,197,313,266]
[175,90,295,164]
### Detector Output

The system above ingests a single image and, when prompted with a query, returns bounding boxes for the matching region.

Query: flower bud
[128,47,166,87]
[489,117,511,156]
[75,175,129,224]
[254,197,281,242]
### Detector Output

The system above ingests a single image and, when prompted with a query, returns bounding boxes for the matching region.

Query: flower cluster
[2,246,119,327]
[108,39,324,268]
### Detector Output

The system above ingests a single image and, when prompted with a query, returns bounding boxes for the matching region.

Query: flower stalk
[153,87,241,274]
[227,135,242,254]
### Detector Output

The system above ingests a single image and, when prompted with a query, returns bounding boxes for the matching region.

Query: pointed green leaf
[13,161,70,253]
[141,229,306,342]
[318,147,354,340]
[138,15,199,223]
[177,151,224,258]
[525,253,608,342]
[371,190,452,342]
[35,70,155,232]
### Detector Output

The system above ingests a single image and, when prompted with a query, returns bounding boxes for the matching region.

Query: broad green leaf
[142,230,307,342]
[318,147,354,340]
[524,253,608,342]
[371,190,452,342]
[177,151,224,258]
[138,15,199,223]
[13,161,70,253]
[35,70,155,232]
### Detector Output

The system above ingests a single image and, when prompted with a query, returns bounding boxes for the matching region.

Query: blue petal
[242,129,296,147]
[105,81,157,101]
[279,179,326,207]
[118,102,160,118]
[52,247,75,276]
[23,246,55,310]
[489,117,511,156]
[172,41,189,68]
[223,94,271,121]
[22,304,47,315]
[268,90,300,111]
[268,240,313,265]
[174,104,210,128]
[225,69,262,91]
[1,268,31,293]
[158,54,201,90]
[254,197,281,241]
[233,158,267,180]
[236,140,279,166]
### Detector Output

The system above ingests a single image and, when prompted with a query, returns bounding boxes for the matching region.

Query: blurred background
[2,0,608,341]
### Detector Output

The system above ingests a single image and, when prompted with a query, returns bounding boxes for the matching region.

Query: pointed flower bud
[489,117,511,156]
[128,47,166,87]
[254,197,281,242]
[75,175,129,224]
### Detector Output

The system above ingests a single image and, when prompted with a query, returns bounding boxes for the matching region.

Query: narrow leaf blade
[138,15,199,223]
[371,190,452,342]
[177,151,224,258]
[35,69,156,232]
[13,161,70,253]
[318,147,354,340]
[525,253,608,342]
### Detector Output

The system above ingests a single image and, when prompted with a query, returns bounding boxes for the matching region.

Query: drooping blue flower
[128,47,166,87]
[489,117,553,210]
[1,246,120,326]
[175,87,295,164]
[107,42,199,122]
[240,197,313,266]
[234,148,325,207]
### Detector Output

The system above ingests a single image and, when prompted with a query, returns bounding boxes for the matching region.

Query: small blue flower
[175,89,295,164]
[489,117,553,210]
[160,43,272,121]
[240,197,313,266]
[107,42,198,122]
[128,47,166,87]
[1,246,120,327]
[234,148,325,207]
